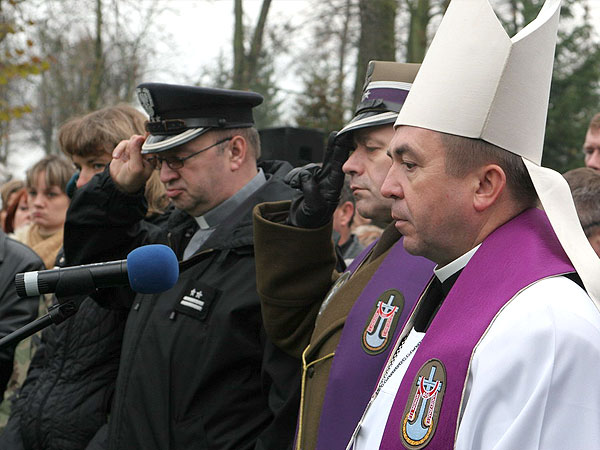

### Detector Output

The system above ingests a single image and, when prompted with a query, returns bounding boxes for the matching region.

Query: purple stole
[315,238,434,450]
[379,208,575,449]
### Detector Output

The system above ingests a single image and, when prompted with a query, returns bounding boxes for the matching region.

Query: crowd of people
[0,0,599,449]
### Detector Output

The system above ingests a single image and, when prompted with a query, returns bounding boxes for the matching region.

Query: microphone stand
[0,295,85,350]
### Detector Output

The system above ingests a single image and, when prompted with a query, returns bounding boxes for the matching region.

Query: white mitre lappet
[395,0,600,306]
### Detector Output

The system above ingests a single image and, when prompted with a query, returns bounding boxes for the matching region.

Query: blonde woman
[13,156,74,269]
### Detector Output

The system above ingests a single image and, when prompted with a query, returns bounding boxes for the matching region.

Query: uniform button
[307,366,315,378]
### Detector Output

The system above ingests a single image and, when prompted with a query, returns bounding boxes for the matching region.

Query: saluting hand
[286,131,354,228]
[110,135,155,194]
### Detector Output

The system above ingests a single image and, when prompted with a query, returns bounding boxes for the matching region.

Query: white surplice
[350,275,600,450]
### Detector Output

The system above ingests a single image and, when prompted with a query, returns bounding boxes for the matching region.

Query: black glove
[285,131,354,228]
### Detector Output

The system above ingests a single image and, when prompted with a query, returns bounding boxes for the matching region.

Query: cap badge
[137,87,156,118]
[361,289,404,355]
[361,90,371,101]
[401,358,446,449]
[362,61,376,90]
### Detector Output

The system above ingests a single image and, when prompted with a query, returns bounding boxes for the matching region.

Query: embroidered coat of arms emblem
[400,358,447,449]
[361,289,404,355]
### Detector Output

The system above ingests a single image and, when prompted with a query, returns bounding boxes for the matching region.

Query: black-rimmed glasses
[147,137,232,170]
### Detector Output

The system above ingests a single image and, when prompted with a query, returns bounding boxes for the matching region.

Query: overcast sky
[147,0,309,86]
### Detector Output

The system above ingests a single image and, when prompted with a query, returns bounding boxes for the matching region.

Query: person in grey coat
[0,229,44,399]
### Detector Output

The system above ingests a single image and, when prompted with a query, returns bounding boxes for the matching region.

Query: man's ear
[338,201,354,227]
[228,135,247,171]
[473,164,506,212]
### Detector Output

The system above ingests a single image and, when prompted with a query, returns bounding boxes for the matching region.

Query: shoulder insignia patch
[361,289,405,355]
[174,283,218,321]
[400,358,446,449]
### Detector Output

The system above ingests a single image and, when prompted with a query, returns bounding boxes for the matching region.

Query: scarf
[25,223,64,269]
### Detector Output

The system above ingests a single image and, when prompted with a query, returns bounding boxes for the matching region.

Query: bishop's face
[381,126,475,266]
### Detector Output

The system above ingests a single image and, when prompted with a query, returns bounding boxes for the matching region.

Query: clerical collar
[434,244,481,283]
[413,244,482,332]
[193,168,266,230]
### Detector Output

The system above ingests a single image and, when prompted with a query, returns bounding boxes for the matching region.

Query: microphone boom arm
[0,295,84,350]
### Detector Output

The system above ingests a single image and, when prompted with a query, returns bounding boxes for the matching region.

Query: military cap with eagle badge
[338,61,420,137]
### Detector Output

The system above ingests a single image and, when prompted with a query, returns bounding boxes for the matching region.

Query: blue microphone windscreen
[127,244,179,294]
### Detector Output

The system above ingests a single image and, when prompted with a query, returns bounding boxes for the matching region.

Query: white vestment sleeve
[456,276,600,450]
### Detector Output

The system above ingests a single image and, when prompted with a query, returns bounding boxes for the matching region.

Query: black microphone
[15,244,179,297]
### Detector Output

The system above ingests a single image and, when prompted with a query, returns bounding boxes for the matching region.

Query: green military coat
[254,201,400,450]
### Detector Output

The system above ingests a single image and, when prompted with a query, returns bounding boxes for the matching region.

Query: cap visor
[141,128,208,153]
[338,111,398,136]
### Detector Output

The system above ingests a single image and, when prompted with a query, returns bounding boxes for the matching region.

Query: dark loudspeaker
[258,127,326,167]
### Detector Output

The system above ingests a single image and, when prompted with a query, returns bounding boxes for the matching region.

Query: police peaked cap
[136,82,264,153]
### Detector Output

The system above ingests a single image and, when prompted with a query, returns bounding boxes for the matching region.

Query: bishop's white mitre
[395,0,600,306]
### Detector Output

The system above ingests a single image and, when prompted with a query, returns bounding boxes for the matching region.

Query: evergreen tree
[293,0,358,133]
[294,62,347,133]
